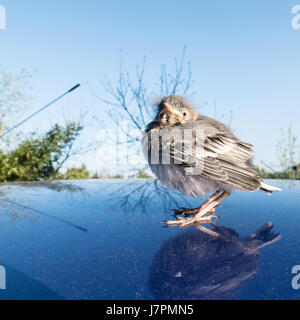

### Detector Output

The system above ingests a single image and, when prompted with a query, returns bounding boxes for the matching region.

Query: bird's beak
[163,103,183,121]
[163,103,176,115]
[158,103,184,124]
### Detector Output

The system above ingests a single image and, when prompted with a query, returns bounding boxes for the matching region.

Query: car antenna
[0,84,86,232]
[0,194,88,232]
[0,83,81,138]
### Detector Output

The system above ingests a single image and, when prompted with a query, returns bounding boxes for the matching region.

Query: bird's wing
[169,121,262,191]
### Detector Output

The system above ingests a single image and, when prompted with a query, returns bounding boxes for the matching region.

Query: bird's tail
[260,182,282,194]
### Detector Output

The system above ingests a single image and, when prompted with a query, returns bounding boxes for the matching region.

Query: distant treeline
[254,165,300,180]
[91,171,152,180]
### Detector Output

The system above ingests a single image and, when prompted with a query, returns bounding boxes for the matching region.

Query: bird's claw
[172,207,199,216]
[172,207,188,215]
[173,204,221,217]
[166,191,229,229]
[164,213,219,229]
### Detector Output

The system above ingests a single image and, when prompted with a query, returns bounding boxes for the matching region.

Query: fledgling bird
[142,96,282,228]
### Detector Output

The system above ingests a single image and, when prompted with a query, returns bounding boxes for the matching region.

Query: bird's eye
[183,112,187,117]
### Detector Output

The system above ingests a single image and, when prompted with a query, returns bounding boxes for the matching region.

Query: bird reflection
[148,222,281,300]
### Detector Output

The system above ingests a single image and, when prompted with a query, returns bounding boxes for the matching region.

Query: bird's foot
[173,207,200,216]
[173,205,220,217]
[165,191,230,230]
[164,209,218,229]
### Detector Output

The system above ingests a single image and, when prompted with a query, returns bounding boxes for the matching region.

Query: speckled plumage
[143,96,280,199]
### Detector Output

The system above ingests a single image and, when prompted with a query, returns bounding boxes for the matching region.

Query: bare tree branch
[92,47,196,175]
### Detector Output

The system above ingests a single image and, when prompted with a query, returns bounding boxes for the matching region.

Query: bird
[142,96,282,228]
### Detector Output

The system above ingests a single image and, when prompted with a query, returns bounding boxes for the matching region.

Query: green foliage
[276,125,300,175]
[136,171,152,179]
[0,122,83,182]
[111,174,124,179]
[0,69,34,146]
[63,165,90,180]
[254,165,300,180]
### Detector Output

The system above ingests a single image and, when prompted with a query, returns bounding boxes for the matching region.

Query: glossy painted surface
[0,179,299,300]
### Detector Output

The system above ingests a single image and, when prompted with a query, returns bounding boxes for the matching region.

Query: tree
[63,165,90,180]
[254,166,289,180]
[93,47,196,176]
[0,122,83,182]
[276,125,300,179]
[0,69,34,148]
[136,171,152,179]
[254,125,300,180]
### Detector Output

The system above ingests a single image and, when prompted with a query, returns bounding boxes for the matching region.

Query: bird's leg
[179,191,232,228]
[173,190,222,216]
[195,191,231,218]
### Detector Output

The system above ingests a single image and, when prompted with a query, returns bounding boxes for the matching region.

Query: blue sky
[1,0,300,173]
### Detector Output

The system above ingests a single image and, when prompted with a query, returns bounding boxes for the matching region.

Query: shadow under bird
[143,96,282,228]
